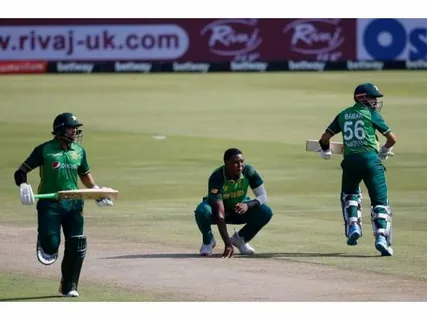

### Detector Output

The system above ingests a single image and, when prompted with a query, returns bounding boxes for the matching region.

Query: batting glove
[96,197,113,207]
[19,183,35,206]
[320,149,332,160]
[93,185,114,207]
[379,145,395,161]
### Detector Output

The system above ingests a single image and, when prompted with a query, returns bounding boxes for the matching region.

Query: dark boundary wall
[1,60,427,74]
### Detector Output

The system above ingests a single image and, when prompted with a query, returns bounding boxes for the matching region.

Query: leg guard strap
[341,192,363,237]
[371,205,393,245]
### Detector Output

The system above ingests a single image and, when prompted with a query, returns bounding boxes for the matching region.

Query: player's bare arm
[383,131,397,148]
[319,130,334,150]
[317,130,335,160]
[378,131,396,160]
[211,199,234,258]
[79,172,97,188]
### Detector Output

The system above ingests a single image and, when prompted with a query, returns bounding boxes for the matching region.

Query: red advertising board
[0,19,356,62]
[0,61,47,73]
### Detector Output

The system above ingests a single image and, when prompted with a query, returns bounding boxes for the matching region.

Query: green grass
[1,72,427,300]
[0,271,185,302]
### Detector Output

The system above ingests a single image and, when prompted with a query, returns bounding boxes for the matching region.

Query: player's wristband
[244,199,261,209]
[319,139,330,151]
[14,169,27,187]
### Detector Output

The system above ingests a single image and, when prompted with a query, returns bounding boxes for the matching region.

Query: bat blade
[305,140,344,155]
[56,189,119,201]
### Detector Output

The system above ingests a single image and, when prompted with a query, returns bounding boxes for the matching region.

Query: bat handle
[34,193,58,200]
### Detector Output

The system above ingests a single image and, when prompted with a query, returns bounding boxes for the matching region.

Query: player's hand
[19,183,35,206]
[235,202,249,215]
[93,185,114,207]
[320,149,332,160]
[379,145,395,161]
[96,198,113,207]
[222,243,234,258]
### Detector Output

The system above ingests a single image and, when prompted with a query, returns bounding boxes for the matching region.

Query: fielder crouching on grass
[194,148,273,258]
[13,112,114,297]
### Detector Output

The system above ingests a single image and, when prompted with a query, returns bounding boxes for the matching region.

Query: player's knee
[371,205,392,236]
[344,193,360,205]
[342,193,361,214]
[39,234,60,255]
[194,203,212,221]
[258,204,273,224]
[372,204,389,214]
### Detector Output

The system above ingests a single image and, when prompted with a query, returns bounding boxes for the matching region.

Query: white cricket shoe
[200,236,216,257]
[64,290,79,297]
[230,229,255,255]
[59,280,79,297]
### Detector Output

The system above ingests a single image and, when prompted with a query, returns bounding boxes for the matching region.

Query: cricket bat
[305,140,344,155]
[34,188,119,201]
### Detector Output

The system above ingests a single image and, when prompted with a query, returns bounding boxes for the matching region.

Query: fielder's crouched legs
[59,235,87,297]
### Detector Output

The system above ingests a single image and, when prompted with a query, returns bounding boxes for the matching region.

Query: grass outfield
[1,72,427,300]
[0,271,159,302]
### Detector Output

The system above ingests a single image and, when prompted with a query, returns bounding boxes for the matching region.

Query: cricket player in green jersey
[318,83,396,256]
[194,148,273,258]
[13,112,114,297]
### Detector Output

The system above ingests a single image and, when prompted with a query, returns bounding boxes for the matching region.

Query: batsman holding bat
[318,83,396,256]
[13,112,114,297]
[194,148,273,258]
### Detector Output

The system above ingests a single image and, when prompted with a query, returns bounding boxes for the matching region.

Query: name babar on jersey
[344,113,363,120]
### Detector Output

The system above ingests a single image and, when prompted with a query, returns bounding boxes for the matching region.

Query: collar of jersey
[52,138,76,151]
[222,166,243,182]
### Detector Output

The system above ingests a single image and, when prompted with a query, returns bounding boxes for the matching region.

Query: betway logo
[405,60,427,69]
[347,61,384,70]
[57,62,94,73]
[172,62,210,72]
[288,60,326,71]
[230,62,268,71]
[114,62,152,72]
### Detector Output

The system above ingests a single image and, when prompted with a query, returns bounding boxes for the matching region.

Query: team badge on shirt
[70,151,79,160]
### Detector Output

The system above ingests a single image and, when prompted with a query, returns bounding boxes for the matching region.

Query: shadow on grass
[102,252,380,260]
[0,295,64,302]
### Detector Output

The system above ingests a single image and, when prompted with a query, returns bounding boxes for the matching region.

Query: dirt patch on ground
[1,225,427,301]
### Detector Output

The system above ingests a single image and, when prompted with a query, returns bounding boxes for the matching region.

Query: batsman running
[13,112,114,297]
[318,83,396,256]
[194,148,273,258]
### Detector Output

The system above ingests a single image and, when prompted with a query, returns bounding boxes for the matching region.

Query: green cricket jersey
[22,139,90,194]
[326,103,391,157]
[207,164,263,211]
